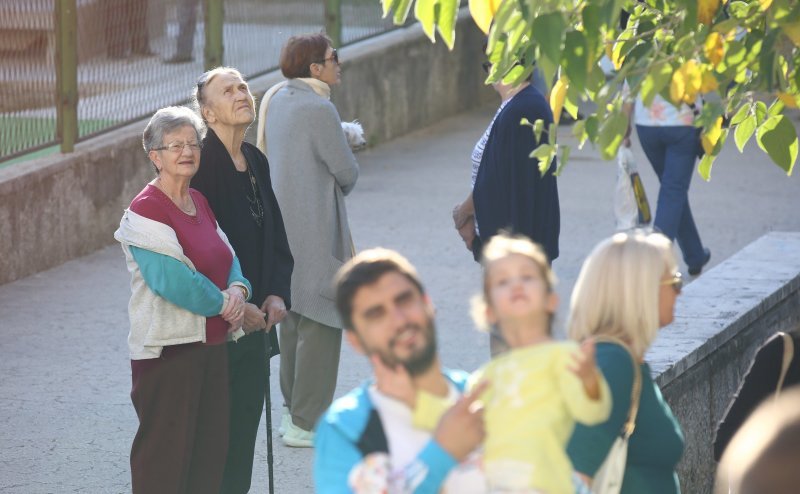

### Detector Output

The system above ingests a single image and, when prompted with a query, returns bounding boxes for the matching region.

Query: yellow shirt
[475,341,611,493]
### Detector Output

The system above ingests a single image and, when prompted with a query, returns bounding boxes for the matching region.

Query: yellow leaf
[702,117,724,155]
[778,93,798,108]
[703,32,725,67]
[759,0,773,10]
[783,21,800,47]
[550,78,568,125]
[698,0,720,25]
[470,0,501,34]
[700,70,719,93]
[670,61,703,105]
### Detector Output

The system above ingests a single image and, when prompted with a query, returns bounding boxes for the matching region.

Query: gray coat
[265,79,359,328]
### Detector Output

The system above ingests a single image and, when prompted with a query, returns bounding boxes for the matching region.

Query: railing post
[204,0,224,70]
[55,0,78,153]
[324,0,342,48]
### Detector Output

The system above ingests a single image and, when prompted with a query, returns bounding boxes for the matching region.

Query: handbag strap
[594,336,642,439]
[775,332,795,399]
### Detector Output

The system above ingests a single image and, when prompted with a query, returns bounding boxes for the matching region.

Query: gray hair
[191,66,246,122]
[142,106,205,174]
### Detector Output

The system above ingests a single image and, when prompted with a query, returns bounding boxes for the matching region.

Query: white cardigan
[114,209,243,359]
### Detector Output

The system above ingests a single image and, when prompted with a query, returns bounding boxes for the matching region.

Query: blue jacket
[473,85,560,261]
[314,369,470,493]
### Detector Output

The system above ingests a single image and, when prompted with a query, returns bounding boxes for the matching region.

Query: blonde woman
[566,230,685,494]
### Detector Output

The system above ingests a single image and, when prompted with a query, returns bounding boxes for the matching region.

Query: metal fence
[0,0,397,164]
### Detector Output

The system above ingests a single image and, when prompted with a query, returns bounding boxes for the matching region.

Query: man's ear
[344,330,365,355]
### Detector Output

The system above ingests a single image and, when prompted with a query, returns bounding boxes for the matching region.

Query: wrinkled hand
[242,303,268,333]
[261,295,287,330]
[434,380,489,461]
[568,339,601,400]
[372,355,415,407]
[221,288,245,332]
[457,217,476,251]
[452,203,472,230]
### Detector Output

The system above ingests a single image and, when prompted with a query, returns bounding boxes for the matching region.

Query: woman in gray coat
[258,33,359,447]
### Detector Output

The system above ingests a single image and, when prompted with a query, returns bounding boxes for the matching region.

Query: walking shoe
[282,421,314,448]
[278,406,290,436]
[688,248,711,276]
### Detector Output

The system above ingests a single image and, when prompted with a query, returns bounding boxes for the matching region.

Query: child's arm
[562,341,612,425]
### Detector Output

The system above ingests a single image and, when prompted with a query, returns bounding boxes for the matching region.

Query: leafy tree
[380,0,799,178]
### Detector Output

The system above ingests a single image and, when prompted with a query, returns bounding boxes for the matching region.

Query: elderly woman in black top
[190,67,294,494]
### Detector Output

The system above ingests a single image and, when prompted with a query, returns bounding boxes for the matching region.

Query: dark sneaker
[688,248,711,276]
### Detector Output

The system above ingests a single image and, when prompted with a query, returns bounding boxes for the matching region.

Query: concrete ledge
[648,231,800,494]
[0,9,493,285]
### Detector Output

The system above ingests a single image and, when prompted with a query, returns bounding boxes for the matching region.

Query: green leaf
[533,119,545,143]
[756,115,798,175]
[768,99,785,117]
[392,0,414,25]
[734,115,757,152]
[381,0,399,18]
[597,111,629,160]
[563,31,589,89]
[435,0,460,50]
[698,153,715,181]
[582,5,603,60]
[585,115,600,143]
[572,120,588,148]
[641,63,673,107]
[530,143,556,175]
[729,102,752,126]
[533,13,566,67]
[414,0,436,41]
[755,101,768,126]
[555,145,570,176]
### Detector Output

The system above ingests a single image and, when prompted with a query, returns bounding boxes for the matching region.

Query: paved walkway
[0,103,798,493]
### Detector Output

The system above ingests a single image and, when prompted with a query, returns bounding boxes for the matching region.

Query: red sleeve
[129,187,171,226]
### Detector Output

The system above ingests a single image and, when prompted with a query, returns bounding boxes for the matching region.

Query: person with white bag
[567,230,685,494]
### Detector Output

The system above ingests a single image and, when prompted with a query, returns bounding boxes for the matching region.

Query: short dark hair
[279,33,331,79]
[335,248,426,330]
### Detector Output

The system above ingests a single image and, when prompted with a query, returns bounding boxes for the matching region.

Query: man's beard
[369,319,438,377]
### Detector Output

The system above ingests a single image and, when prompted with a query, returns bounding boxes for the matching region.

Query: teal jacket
[314,369,469,493]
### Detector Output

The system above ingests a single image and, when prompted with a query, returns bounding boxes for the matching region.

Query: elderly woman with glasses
[566,230,685,494]
[189,66,294,493]
[114,106,251,494]
[256,33,359,449]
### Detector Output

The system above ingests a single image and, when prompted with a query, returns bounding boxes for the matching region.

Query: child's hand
[568,339,601,401]
[372,355,416,407]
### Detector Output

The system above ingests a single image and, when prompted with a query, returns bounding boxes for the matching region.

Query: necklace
[155,179,195,215]
[244,164,264,227]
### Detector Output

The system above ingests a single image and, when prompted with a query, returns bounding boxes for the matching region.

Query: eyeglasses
[661,272,683,293]
[314,49,339,65]
[152,141,201,153]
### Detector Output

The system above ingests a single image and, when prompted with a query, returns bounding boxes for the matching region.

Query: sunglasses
[314,49,339,65]
[661,272,683,294]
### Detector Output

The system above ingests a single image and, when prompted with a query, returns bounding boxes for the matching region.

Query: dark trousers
[636,125,706,266]
[130,343,229,494]
[220,331,269,494]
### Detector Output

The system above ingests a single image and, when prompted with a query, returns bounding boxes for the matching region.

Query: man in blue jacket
[314,248,486,493]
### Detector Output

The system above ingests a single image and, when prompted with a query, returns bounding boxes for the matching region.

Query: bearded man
[313,248,486,493]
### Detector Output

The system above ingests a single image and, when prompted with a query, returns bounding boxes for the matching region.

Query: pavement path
[0,102,798,493]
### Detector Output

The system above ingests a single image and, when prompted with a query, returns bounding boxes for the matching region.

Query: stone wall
[0,9,493,285]
[648,231,800,493]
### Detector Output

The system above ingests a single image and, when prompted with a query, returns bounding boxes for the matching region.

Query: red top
[129,184,232,345]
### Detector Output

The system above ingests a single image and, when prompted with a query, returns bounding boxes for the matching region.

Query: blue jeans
[636,125,706,266]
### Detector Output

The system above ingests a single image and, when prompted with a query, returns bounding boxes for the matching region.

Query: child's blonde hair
[567,230,678,359]
[471,233,557,331]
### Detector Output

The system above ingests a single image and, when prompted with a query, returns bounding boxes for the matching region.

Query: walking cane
[263,321,275,494]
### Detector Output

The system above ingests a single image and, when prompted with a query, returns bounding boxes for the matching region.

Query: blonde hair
[471,233,556,331]
[567,230,677,359]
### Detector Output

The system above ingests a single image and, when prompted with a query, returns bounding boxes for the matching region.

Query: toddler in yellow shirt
[469,234,612,493]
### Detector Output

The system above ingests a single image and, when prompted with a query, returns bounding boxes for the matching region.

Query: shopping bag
[614,146,652,230]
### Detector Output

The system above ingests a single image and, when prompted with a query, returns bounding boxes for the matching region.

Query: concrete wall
[647,232,800,494]
[0,9,493,285]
